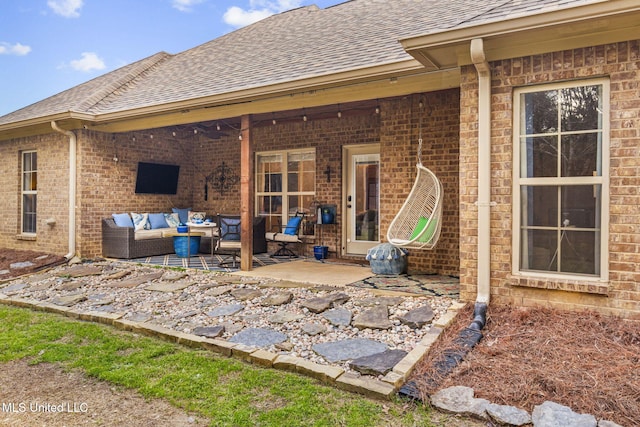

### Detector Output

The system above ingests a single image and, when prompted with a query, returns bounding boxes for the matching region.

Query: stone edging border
[0,293,466,400]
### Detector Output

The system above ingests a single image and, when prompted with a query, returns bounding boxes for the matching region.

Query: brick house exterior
[0,1,638,319]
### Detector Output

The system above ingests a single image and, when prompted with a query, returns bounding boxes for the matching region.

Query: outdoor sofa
[101,214,267,259]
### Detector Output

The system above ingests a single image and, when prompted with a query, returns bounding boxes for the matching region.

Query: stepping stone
[56,281,83,291]
[302,323,326,336]
[228,327,287,347]
[104,270,131,280]
[258,280,310,289]
[230,288,263,301]
[353,305,392,330]
[207,304,244,317]
[192,325,224,338]
[162,271,188,281]
[58,265,102,277]
[0,270,9,276]
[355,296,404,307]
[312,338,388,362]
[146,280,192,292]
[50,294,87,307]
[261,292,293,306]
[205,286,233,296]
[398,305,435,329]
[105,272,164,288]
[349,349,408,376]
[128,312,152,322]
[269,311,304,324]
[1,283,28,295]
[322,308,352,327]
[175,310,199,319]
[95,304,117,313]
[301,292,350,313]
[10,261,34,269]
[86,294,115,306]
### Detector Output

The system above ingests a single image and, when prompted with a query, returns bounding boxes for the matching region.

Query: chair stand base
[270,244,298,258]
[217,252,240,268]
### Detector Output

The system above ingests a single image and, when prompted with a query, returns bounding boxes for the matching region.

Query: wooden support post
[240,114,254,271]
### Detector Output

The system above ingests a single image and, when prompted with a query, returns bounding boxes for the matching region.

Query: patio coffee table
[187,222,217,265]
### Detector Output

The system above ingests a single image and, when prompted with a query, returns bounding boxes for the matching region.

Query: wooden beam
[240,114,254,271]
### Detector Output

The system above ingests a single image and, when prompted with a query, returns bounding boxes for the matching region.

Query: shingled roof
[0,0,603,127]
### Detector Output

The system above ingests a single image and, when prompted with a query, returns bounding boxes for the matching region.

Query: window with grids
[21,151,37,234]
[255,149,315,233]
[513,80,608,278]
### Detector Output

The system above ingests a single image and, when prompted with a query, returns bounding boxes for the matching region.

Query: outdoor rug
[129,253,299,273]
[348,274,459,298]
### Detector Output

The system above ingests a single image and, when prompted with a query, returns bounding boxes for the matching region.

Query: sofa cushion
[164,212,181,227]
[112,213,134,228]
[149,213,169,229]
[131,212,150,231]
[134,229,165,240]
[172,207,191,224]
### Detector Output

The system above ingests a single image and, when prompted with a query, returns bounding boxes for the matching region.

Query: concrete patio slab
[232,260,372,286]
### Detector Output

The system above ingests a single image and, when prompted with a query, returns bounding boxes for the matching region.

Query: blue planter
[173,235,201,258]
[313,245,329,260]
[321,211,334,224]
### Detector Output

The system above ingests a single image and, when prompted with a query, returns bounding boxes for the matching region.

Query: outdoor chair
[265,212,305,258]
[215,214,242,267]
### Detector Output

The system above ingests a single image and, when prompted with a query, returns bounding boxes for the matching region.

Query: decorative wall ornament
[205,161,239,199]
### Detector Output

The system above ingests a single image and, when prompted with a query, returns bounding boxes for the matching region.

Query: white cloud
[47,0,84,18]
[223,0,303,27]
[171,0,205,12]
[0,42,32,56]
[69,52,106,72]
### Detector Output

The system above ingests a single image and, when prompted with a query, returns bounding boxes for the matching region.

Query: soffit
[402,0,640,70]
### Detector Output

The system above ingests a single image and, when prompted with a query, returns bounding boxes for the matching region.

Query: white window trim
[512,78,610,283]
[255,148,316,226]
[21,150,37,236]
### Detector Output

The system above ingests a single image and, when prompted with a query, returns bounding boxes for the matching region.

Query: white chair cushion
[265,232,300,243]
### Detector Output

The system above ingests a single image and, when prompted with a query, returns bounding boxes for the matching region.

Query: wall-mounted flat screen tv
[135,162,180,194]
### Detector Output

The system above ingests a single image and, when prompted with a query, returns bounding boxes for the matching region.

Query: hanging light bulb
[375,106,380,114]
[303,114,307,122]
[194,129,198,134]
[216,123,221,131]
[238,134,242,140]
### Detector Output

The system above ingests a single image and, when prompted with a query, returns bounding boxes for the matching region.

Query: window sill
[16,234,37,241]
[509,274,609,295]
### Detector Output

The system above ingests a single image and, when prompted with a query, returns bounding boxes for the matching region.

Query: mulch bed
[0,249,67,281]
[410,303,640,426]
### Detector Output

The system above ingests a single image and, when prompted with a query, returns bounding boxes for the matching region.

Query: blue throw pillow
[284,216,302,235]
[172,207,191,224]
[112,213,134,228]
[148,213,169,229]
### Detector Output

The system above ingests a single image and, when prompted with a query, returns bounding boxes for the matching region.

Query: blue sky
[0,0,344,116]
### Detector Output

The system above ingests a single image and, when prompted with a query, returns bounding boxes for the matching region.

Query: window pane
[522,90,558,134]
[561,185,598,229]
[521,136,557,178]
[521,186,557,227]
[561,85,602,132]
[521,229,557,271]
[560,230,597,274]
[22,194,37,233]
[561,133,599,177]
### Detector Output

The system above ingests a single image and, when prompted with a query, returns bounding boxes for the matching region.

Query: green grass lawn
[0,305,446,427]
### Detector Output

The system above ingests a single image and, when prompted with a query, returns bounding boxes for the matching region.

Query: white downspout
[470,38,492,321]
[51,121,77,260]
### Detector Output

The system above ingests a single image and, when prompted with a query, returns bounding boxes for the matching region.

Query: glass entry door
[344,145,380,255]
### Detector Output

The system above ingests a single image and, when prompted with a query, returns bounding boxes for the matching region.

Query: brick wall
[459,40,640,319]
[0,133,70,254]
[379,92,460,276]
